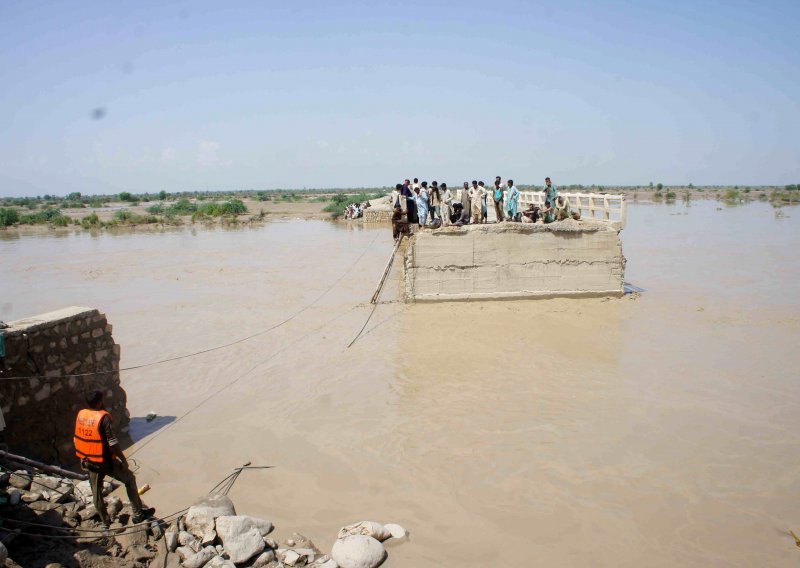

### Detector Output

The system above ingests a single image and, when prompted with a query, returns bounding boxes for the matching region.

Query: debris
[331,535,387,568]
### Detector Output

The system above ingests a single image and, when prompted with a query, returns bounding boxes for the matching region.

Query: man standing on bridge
[544,177,558,207]
[74,390,154,528]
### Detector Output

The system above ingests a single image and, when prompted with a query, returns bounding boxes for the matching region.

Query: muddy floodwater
[2,201,800,566]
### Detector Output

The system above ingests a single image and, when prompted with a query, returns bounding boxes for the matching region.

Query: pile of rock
[0,467,407,568]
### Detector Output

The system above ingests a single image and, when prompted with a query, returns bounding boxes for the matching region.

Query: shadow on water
[125,415,177,445]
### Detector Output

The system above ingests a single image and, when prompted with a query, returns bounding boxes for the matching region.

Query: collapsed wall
[0,307,128,466]
[404,220,625,301]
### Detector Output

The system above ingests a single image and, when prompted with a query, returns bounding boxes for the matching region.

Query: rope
[346,303,378,349]
[0,233,380,382]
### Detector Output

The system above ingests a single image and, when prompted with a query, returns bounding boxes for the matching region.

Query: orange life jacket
[74,409,110,463]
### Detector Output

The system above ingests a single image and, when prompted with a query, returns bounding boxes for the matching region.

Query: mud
[2,200,799,566]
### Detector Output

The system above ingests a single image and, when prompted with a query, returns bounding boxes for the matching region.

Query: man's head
[431,181,438,188]
[85,389,104,410]
[472,180,478,188]
[478,181,485,187]
[404,179,410,186]
[508,179,514,187]
[413,178,419,184]
[557,196,565,205]
[463,182,469,189]
[496,176,501,183]
[545,177,551,187]
[421,181,428,188]
[441,183,447,190]
[395,183,403,191]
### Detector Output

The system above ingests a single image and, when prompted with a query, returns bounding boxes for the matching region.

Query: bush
[147,203,165,214]
[119,192,134,202]
[656,183,663,191]
[665,191,676,201]
[19,208,70,225]
[0,207,19,226]
[67,192,82,200]
[724,189,741,201]
[81,212,101,229]
[165,198,197,215]
[158,190,168,200]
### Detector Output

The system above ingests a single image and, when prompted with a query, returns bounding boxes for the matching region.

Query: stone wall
[0,307,128,467]
[404,220,625,301]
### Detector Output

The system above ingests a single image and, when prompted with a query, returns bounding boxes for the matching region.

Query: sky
[0,0,798,196]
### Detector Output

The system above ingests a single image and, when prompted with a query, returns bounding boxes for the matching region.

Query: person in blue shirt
[492,178,505,222]
[505,179,520,221]
[544,177,558,208]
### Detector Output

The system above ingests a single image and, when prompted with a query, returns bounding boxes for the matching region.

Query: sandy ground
[2,201,800,566]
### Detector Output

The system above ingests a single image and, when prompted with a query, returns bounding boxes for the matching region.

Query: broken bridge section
[404,220,625,301]
[0,307,129,467]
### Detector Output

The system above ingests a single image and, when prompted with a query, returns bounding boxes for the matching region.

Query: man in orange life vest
[74,390,154,527]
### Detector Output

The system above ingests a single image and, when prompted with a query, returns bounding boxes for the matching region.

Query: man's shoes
[132,507,155,524]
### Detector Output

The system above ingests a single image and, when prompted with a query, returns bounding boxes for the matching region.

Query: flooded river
[2,201,799,566]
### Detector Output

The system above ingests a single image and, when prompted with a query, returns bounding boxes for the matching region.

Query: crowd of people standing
[390,176,577,233]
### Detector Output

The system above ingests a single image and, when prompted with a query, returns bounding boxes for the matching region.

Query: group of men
[390,176,576,232]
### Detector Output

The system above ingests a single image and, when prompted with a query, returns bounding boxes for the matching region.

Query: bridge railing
[518,191,627,229]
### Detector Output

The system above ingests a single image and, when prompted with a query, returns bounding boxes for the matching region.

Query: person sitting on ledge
[74,390,155,528]
[554,195,572,221]
[542,200,555,224]
[521,204,540,223]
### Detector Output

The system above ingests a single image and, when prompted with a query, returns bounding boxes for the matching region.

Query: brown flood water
[2,201,800,566]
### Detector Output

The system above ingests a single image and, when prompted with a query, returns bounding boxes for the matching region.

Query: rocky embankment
[0,467,407,568]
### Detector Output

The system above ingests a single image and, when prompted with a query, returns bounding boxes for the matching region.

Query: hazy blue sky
[1,0,798,196]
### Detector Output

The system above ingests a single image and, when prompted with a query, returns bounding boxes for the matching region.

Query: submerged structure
[403,192,627,301]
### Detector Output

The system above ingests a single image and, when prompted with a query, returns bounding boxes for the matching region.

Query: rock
[106,496,123,517]
[245,515,274,536]
[49,483,74,503]
[124,544,155,562]
[182,546,217,568]
[179,530,200,549]
[74,480,112,504]
[314,560,338,568]
[150,520,163,539]
[74,549,136,568]
[214,515,265,564]
[9,471,31,490]
[265,538,278,549]
[287,539,296,547]
[338,522,391,542]
[207,556,236,568]
[284,550,301,566]
[331,535,386,568]
[45,564,64,568]
[251,550,276,568]
[185,494,236,544]
[34,475,63,490]
[176,546,195,561]
[165,525,179,552]
[0,542,7,564]
[8,488,20,505]
[79,505,98,521]
[21,491,43,503]
[382,523,406,540]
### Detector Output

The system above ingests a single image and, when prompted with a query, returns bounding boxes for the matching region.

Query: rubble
[0,464,409,567]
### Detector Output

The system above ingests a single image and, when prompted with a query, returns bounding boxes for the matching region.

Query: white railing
[518,191,627,229]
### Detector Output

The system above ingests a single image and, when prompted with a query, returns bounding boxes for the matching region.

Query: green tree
[656,183,663,191]
[67,192,82,200]
[158,190,167,200]
[119,191,133,202]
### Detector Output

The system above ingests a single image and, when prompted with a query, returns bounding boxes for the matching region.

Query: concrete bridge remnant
[0,307,129,466]
[404,220,626,301]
